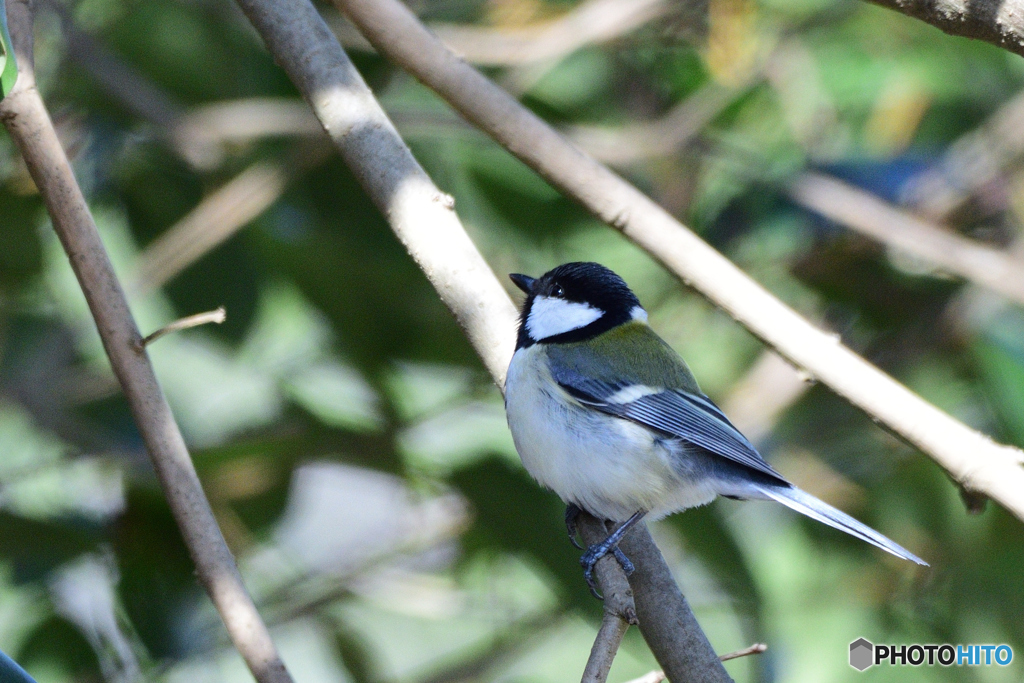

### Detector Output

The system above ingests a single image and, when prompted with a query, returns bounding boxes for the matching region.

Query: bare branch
[0,3,293,682]
[788,172,1024,306]
[578,513,638,683]
[618,523,732,681]
[231,0,733,677]
[232,0,517,387]
[334,0,1024,523]
[862,0,1024,60]
[141,307,226,347]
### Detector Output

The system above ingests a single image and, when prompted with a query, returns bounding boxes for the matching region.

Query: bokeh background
[1,0,1024,680]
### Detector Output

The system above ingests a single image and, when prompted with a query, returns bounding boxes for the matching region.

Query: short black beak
[509,273,535,294]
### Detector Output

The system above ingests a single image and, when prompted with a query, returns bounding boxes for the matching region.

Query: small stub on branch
[719,642,767,662]
[623,643,767,683]
[140,307,227,348]
[433,191,456,209]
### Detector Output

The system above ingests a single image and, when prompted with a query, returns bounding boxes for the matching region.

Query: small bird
[504,262,926,595]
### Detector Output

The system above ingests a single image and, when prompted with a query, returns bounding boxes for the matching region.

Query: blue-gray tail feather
[755,484,927,566]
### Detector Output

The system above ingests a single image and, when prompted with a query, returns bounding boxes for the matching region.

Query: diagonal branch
[577,513,639,683]
[0,2,293,682]
[232,0,518,386]
[333,0,1024,525]
[231,0,733,680]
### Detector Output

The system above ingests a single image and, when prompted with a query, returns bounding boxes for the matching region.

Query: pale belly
[505,346,718,521]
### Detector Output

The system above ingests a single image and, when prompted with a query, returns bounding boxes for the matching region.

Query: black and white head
[510,262,647,348]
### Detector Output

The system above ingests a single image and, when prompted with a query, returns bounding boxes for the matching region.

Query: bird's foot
[578,510,646,599]
[580,539,635,599]
[565,503,583,550]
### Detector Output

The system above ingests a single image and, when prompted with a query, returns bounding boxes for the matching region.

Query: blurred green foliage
[1,0,1023,681]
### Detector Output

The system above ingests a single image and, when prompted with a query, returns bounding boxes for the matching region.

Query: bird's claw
[565,503,584,550]
[580,540,635,600]
[613,547,634,574]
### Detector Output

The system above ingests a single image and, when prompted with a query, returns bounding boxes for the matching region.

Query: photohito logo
[849,638,1013,671]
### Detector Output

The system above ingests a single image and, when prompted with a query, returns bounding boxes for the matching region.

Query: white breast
[504,345,717,521]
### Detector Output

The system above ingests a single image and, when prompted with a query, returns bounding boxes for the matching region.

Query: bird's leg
[564,503,584,550]
[580,510,646,599]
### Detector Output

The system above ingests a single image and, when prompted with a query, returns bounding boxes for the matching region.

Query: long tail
[754,483,927,566]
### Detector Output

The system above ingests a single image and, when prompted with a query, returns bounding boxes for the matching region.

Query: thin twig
[232,0,731,679]
[624,645,767,683]
[0,3,293,682]
[334,0,1024,523]
[578,513,639,683]
[622,672,666,683]
[622,643,767,683]
[140,307,226,347]
[719,642,767,662]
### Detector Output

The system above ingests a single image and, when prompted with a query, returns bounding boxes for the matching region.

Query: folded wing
[550,365,788,484]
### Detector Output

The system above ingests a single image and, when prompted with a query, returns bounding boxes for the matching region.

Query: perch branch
[232,0,732,679]
[334,0,1024,524]
[0,2,293,682]
[618,523,732,681]
[578,513,639,683]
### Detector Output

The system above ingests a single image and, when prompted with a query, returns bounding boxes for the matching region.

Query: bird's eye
[552,285,564,298]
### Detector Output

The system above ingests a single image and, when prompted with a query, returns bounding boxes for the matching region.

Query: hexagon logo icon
[850,638,874,671]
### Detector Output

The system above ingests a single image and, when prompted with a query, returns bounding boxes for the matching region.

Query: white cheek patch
[527,296,604,341]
